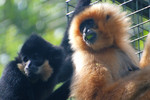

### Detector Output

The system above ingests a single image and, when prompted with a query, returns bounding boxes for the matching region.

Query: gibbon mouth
[83,29,97,44]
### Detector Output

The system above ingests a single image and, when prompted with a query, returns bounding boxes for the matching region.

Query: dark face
[80,19,97,45]
[20,48,46,81]
[20,51,46,81]
[18,35,53,82]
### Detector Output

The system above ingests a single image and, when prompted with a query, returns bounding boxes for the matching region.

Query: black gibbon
[69,0,150,100]
[140,33,150,68]
[0,1,84,98]
[0,34,64,100]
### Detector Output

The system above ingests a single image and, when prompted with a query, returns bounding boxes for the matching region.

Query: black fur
[46,80,71,100]
[57,27,73,82]
[57,0,91,83]
[0,34,63,100]
[0,60,34,100]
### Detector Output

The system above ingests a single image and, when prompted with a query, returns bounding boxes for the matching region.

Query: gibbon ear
[75,0,91,10]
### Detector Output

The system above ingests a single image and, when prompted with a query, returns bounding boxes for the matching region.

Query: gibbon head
[17,35,62,82]
[69,3,131,51]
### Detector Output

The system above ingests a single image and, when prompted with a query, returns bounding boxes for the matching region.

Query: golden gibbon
[69,1,150,100]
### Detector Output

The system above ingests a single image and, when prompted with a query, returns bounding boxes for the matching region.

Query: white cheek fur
[24,60,31,75]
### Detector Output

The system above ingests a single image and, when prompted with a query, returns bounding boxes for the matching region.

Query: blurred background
[0,0,149,77]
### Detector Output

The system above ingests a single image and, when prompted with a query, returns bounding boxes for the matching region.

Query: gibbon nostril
[86,33,94,40]
[83,29,97,44]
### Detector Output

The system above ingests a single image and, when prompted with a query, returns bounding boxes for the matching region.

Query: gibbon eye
[23,56,28,62]
[80,19,95,33]
[106,14,111,21]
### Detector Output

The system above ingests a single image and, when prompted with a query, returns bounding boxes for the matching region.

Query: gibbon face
[17,35,53,82]
[69,3,131,51]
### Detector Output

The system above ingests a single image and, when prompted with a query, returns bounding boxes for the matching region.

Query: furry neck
[73,47,138,81]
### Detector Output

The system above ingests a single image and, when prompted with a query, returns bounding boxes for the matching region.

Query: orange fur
[38,60,53,81]
[68,3,150,100]
[69,3,138,65]
[140,33,150,68]
[17,63,25,75]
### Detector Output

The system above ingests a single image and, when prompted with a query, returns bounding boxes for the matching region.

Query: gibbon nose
[24,60,38,74]
[83,29,97,44]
